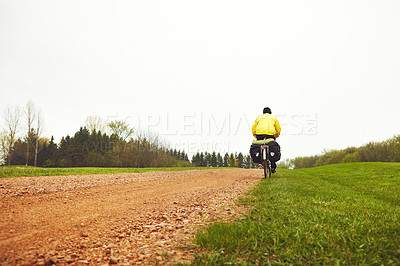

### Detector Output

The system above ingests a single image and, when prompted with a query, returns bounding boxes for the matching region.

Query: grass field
[194,162,400,265]
[0,165,213,178]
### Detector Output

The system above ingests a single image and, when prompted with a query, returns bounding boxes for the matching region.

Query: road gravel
[0,169,261,265]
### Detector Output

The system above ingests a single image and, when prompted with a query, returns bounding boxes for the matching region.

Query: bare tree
[85,116,106,133]
[34,109,44,167]
[3,105,23,165]
[25,101,36,165]
[0,131,9,165]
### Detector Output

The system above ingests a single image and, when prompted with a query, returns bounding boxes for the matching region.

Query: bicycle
[250,138,276,179]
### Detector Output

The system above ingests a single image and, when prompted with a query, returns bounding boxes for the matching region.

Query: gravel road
[0,169,261,265]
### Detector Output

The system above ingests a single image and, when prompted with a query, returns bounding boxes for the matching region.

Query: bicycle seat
[252,138,275,145]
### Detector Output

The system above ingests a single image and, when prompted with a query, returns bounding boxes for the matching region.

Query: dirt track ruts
[0,169,261,265]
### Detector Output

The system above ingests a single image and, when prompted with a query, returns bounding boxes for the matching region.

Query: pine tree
[210,152,217,167]
[237,152,244,168]
[223,153,229,167]
[42,136,58,167]
[191,152,200,166]
[217,153,223,167]
[244,155,252,169]
[205,152,212,167]
[199,152,205,167]
[229,153,236,167]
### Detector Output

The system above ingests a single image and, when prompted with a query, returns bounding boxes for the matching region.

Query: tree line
[0,102,191,167]
[3,125,193,168]
[191,151,259,168]
[287,135,400,169]
[2,101,259,168]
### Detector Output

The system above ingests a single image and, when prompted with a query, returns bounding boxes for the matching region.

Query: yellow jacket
[252,113,281,138]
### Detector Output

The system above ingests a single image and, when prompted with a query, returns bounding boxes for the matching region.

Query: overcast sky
[1,0,400,160]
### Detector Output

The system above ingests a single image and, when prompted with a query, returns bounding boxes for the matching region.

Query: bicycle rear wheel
[263,163,267,179]
[263,161,271,179]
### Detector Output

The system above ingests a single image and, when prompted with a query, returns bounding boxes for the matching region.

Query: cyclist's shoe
[272,169,276,173]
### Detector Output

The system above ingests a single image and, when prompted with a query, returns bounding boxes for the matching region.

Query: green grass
[194,162,400,265]
[0,165,218,178]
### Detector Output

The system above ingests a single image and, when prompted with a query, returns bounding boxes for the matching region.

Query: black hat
[263,107,271,114]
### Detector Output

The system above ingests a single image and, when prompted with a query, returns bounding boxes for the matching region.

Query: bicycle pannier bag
[250,144,263,164]
[267,141,281,162]
[249,141,281,164]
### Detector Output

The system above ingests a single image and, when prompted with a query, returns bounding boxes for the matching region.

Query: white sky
[1,0,400,160]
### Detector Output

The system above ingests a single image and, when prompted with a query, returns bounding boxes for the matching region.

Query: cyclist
[251,107,281,172]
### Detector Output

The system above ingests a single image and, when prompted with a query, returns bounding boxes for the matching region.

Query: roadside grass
[194,162,400,265]
[0,165,225,178]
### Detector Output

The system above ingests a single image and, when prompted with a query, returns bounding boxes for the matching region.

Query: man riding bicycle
[251,107,281,173]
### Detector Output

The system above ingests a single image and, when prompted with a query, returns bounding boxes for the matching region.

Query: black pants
[256,134,275,140]
[256,134,276,170]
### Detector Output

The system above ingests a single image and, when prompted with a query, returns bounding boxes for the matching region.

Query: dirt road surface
[0,169,261,265]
